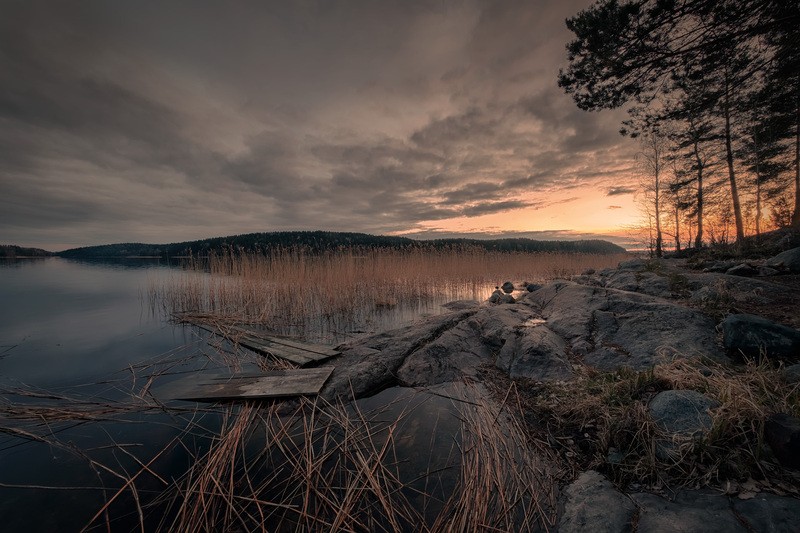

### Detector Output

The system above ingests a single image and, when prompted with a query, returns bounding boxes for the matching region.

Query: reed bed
[151,247,629,336]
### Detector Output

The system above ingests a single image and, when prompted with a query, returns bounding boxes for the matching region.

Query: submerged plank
[177,367,334,401]
[178,317,339,366]
[230,327,339,357]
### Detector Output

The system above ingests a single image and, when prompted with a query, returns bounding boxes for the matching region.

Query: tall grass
[151,246,628,337]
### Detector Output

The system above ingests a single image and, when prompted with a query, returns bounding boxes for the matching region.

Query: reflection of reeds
[150,247,628,334]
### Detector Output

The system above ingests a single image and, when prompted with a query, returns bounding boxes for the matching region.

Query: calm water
[0,258,470,531]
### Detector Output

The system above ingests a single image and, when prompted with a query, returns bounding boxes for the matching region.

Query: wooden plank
[237,335,316,365]
[229,327,339,357]
[178,318,339,366]
[177,367,334,401]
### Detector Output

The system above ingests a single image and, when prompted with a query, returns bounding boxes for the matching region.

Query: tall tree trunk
[654,156,663,257]
[692,134,704,248]
[753,131,762,236]
[674,206,681,252]
[793,92,800,226]
[723,70,745,242]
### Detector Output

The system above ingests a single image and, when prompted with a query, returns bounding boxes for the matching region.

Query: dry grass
[150,247,629,336]
[520,357,800,492]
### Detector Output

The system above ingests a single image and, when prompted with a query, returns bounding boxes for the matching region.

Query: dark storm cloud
[607,186,638,196]
[0,0,637,249]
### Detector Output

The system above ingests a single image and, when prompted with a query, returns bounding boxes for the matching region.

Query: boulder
[558,471,636,533]
[784,363,800,385]
[631,491,747,532]
[649,389,718,460]
[758,266,780,277]
[766,247,800,273]
[526,283,542,292]
[488,289,515,304]
[725,263,758,277]
[501,281,515,294]
[765,413,800,469]
[722,314,800,361]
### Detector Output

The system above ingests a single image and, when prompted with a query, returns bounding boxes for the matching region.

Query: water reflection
[0,258,533,530]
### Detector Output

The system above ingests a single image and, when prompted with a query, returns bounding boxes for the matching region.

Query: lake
[0,258,476,531]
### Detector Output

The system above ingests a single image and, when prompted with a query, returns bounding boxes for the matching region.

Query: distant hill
[0,245,54,258]
[56,231,627,259]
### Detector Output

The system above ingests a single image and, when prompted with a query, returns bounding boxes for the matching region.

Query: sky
[0,0,642,252]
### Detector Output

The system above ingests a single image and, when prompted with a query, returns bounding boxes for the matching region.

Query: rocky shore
[318,244,800,531]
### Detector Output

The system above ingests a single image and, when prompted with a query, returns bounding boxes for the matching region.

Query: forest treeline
[0,245,54,258]
[52,231,626,259]
[560,0,799,255]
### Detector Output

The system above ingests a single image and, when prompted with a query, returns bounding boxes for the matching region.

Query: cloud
[0,0,638,249]
[606,186,637,196]
[608,205,623,209]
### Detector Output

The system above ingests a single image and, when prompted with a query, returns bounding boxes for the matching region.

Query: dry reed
[151,247,628,338]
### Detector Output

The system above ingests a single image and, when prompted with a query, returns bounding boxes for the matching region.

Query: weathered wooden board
[229,326,339,357]
[179,317,339,366]
[177,367,334,401]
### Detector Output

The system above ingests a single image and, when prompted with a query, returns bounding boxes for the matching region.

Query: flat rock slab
[631,491,747,533]
[558,471,636,533]
[520,281,723,369]
[733,492,800,532]
[176,368,334,401]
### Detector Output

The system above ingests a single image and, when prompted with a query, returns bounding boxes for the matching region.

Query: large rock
[733,492,800,532]
[631,491,747,532]
[558,471,636,533]
[766,247,800,273]
[722,314,800,361]
[501,281,515,294]
[726,263,758,277]
[649,390,718,460]
[521,281,723,371]
[495,323,571,381]
[765,413,800,469]
[396,317,492,386]
[320,309,478,400]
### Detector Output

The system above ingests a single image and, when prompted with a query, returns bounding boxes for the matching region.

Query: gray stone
[396,319,492,386]
[525,282,542,292]
[631,491,747,533]
[784,364,800,384]
[726,263,758,277]
[649,390,718,460]
[319,309,478,400]
[520,281,723,371]
[733,492,800,533]
[495,325,571,381]
[488,289,515,304]
[704,260,737,273]
[765,413,800,469]
[759,266,781,277]
[766,247,800,273]
[501,281,515,294]
[722,314,800,361]
[558,471,636,533]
